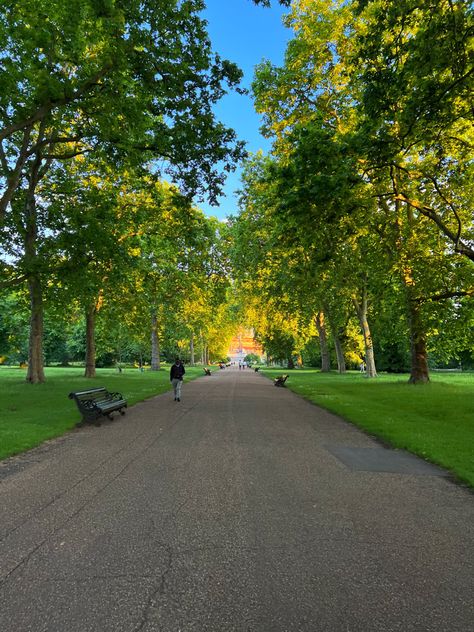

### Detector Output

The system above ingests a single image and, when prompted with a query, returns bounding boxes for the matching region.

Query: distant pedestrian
[359,361,366,373]
[239,361,242,370]
[170,358,185,402]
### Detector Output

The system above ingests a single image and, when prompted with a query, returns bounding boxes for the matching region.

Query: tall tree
[1,0,248,381]
[0,0,246,220]
[249,0,473,383]
[353,0,474,261]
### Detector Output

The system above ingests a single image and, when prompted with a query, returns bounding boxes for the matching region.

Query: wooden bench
[274,374,289,387]
[203,367,212,376]
[69,387,127,426]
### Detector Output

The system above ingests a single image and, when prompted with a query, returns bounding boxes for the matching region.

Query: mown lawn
[2,366,473,488]
[262,369,474,488]
[0,365,208,460]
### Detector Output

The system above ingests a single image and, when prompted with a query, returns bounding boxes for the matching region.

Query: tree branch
[428,175,463,245]
[42,149,89,160]
[0,66,112,143]
[0,140,9,174]
[415,288,474,303]
[0,125,34,222]
[393,192,474,263]
[0,274,28,289]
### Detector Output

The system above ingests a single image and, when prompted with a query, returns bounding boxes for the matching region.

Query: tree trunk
[151,310,160,371]
[352,293,377,378]
[84,304,96,378]
[333,333,346,374]
[199,332,204,364]
[26,274,45,383]
[407,298,430,384]
[190,332,195,365]
[24,189,45,383]
[323,303,346,374]
[402,196,430,384]
[315,311,331,372]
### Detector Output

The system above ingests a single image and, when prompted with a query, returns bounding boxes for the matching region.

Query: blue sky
[198,0,292,220]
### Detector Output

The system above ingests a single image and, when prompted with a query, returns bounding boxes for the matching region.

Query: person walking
[170,357,185,402]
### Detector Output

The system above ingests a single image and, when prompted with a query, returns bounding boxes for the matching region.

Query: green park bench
[69,387,127,426]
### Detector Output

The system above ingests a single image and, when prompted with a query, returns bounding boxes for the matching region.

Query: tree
[0,0,246,220]
[0,291,29,364]
[45,157,145,377]
[248,0,474,384]
[1,0,247,382]
[353,0,474,261]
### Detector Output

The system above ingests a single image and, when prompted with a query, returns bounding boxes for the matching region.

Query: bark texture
[151,311,160,371]
[25,189,44,383]
[407,298,430,384]
[333,333,346,374]
[190,332,195,365]
[315,311,331,372]
[26,274,45,383]
[352,293,377,378]
[84,305,96,378]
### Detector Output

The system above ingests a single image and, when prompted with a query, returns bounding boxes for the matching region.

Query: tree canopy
[1,0,473,383]
[229,0,474,382]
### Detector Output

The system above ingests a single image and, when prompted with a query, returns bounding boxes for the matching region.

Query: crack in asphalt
[131,543,174,632]
[0,387,214,587]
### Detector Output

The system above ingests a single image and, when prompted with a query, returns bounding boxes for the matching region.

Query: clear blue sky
[198,0,292,220]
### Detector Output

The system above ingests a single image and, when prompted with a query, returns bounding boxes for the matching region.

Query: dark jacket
[170,362,185,381]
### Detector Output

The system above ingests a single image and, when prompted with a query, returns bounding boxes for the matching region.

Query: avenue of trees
[230,0,474,383]
[1,0,473,385]
[0,0,260,382]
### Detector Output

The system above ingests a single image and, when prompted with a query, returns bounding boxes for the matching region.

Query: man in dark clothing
[170,358,185,401]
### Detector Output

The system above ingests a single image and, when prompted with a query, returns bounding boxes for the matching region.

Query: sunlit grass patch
[0,365,204,460]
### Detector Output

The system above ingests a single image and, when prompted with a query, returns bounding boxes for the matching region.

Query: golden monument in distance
[228,327,263,362]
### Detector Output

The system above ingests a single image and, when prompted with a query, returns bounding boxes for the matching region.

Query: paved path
[1,368,473,632]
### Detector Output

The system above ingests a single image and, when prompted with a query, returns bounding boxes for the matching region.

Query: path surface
[1,367,473,632]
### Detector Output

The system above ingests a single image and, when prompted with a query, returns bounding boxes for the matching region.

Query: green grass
[262,369,474,488]
[0,365,207,460]
[2,366,473,488]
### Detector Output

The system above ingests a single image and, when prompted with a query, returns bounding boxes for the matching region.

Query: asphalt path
[1,367,473,632]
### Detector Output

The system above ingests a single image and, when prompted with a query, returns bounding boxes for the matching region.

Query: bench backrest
[69,387,108,402]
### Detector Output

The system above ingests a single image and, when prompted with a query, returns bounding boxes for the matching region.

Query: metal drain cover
[326,446,447,476]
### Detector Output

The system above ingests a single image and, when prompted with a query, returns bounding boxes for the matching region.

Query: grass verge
[262,368,474,488]
[0,365,206,460]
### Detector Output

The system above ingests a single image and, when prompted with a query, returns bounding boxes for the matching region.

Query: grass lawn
[0,365,208,461]
[262,369,474,488]
[2,365,473,489]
